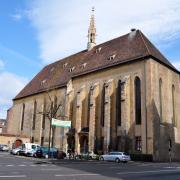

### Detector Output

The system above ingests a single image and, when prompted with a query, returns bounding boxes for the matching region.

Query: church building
[7,9,180,161]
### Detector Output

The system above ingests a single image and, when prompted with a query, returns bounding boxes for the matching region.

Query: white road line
[41,168,62,171]
[117,169,180,175]
[0,175,26,178]
[55,173,99,177]
[30,164,37,167]
[18,165,26,167]
[6,165,14,167]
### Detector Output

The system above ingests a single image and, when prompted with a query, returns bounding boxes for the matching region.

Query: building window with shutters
[134,76,141,125]
[135,136,142,151]
[21,103,25,131]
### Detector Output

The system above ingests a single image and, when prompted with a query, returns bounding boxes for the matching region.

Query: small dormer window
[50,67,55,72]
[69,66,75,72]
[96,47,102,53]
[108,54,116,60]
[82,63,87,68]
[63,63,68,68]
[41,79,47,85]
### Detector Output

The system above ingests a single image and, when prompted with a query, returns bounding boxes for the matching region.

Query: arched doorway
[79,135,88,154]
[67,135,75,153]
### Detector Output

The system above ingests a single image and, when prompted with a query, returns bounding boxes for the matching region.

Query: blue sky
[0,0,180,118]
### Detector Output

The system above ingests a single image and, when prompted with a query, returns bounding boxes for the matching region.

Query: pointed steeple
[87,7,96,51]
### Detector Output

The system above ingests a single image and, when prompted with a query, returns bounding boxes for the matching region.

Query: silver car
[99,152,131,163]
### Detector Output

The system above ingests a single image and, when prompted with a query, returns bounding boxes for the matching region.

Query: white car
[99,152,131,163]
[11,147,22,155]
[1,145,10,151]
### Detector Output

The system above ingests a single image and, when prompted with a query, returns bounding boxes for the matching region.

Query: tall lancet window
[172,85,176,126]
[159,78,163,123]
[42,99,46,130]
[32,101,37,130]
[54,96,57,117]
[135,76,141,125]
[101,84,105,127]
[116,80,121,126]
[21,103,25,130]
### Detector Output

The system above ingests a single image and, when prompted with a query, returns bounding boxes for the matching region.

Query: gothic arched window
[42,98,46,130]
[159,78,163,122]
[32,100,37,130]
[101,84,105,126]
[135,76,141,125]
[21,103,25,130]
[172,85,176,126]
[116,80,121,126]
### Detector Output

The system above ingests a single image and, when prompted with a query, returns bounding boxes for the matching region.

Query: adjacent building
[7,10,180,161]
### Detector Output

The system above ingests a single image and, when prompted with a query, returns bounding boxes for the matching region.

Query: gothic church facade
[7,11,180,161]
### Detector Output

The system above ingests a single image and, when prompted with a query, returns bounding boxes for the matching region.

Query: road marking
[41,168,62,171]
[55,173,99,177]
[117,169,180,175]
[6,165,14,167]
[0,175,26,178]
[30,164,37,167]
[164,166,180,169]
[18,165,26,167]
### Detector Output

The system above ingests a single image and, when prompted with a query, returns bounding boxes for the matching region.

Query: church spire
[87,7,96,51]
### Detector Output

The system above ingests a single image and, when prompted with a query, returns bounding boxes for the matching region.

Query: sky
[0,0,180,118]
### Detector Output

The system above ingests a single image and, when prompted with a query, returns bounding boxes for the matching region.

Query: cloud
[0,72,28,118]
[0,59,5,70]
[11,13,22,21]
[26,0,180,64]
[172,61,180,71]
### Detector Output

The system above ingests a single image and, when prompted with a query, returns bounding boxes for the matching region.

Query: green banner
[52,118,71,128]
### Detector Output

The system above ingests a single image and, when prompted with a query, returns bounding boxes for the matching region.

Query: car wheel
[115,158,120,163]
[100,157,104,161]
[88,156,92,160]
[123,161,127,163]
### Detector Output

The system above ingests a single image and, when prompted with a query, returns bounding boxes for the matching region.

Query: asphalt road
[0,152,180,180]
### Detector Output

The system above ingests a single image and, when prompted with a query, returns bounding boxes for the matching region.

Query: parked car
[77,152,99,160]
[35,147,58,158]
[0,144,9,151]
[26,148,39,157]
[20,143,40,156]
[57,150,66,159]
[11,146,22,155]
[99,152,131,163]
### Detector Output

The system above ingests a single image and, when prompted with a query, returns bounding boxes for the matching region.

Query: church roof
[14,30,179,100]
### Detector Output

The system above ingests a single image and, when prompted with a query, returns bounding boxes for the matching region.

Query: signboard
[52,118,71,128]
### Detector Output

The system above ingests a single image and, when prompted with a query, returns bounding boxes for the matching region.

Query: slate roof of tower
[14,30,179,100]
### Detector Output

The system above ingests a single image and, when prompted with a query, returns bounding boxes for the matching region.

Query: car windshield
[31,145,36,149]
[123,152,129,155]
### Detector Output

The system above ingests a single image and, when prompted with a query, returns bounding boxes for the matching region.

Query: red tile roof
[14,30,179,100]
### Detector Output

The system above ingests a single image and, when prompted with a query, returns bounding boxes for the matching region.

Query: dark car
[35,147,58,158]
[57,151,66,159]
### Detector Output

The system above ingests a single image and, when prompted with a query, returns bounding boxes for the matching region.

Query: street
[0,152,180,180]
